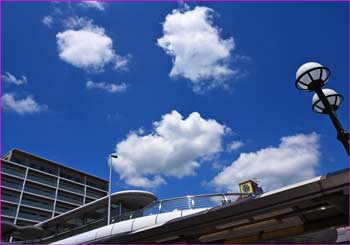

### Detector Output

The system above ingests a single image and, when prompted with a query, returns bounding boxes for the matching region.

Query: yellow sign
[239,181,254,194]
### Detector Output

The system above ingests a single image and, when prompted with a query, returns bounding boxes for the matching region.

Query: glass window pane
[300,74,312,85]
[192,195,224,208]
[310,69,321,80]
[160,198,191,213]
[327,96,336,105]
[316,101,325,109]
[321,69,328,80]
[297,82,307,90]
[314,107,323,113]
[335,96,343,106]
[142,202,159,216]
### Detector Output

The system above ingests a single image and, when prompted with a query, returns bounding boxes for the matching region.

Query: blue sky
[2,1,349,199]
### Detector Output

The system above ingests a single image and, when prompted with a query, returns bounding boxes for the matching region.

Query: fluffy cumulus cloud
[157,6,235,93]
[2,72,27,86]
[212,133,320,192]
[112,110,228,188]
[2,93,48,115]
[56,17,128,72]
[79,1,106,11]
[86,80,127,93]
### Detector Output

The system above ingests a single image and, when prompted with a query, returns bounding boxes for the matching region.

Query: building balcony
[59,183,84,196]
[17,212,49,222]
[21,199,53,212]
[24,186,56,199]
[1,209,17,217]
[54,206,70,213]
[1,165,26,178]
[27,174,57,188]
[57,195,83,205]
[86,190,106,199]
[2,180,23,190]
[1,195,20,204]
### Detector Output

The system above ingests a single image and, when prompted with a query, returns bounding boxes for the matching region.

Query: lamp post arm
[108,156,113,225]
[337,131,350,155]
[314,87,349,154]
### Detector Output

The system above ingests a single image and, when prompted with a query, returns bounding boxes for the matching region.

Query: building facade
[1,149,109,227]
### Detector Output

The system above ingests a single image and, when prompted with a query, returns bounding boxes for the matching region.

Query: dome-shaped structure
[295,62,330,91]
[312,88,343,114]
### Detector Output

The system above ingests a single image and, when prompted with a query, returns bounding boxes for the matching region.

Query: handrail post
[158,201,162,214]
[223,193,228,203]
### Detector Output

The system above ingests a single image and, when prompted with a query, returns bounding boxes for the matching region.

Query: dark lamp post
[295,62,349,155]
[108,154,118,225]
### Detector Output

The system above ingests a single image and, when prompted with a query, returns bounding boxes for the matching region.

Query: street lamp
[108,154,118,225]
[312,89,344,114]
[295,62,349,154]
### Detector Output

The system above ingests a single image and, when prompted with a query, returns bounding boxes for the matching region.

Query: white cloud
[2,72,27,86]
[62,16,94,30]
[114,54,130,71]
[112,110,228,188]
[86,80,127,93]
[2,93,48,115]
[227,140,244,151]
[212,161,224,170]
[232,54,251,63]
[79,1,106,11]
[157,6,235,93]
[107,112,121,121]
[57,17,128,72]
[212,133,320,192]
[42,15,53,27]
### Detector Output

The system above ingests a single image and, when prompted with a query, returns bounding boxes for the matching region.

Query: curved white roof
[51,208,208,244]
[36,190,157,229]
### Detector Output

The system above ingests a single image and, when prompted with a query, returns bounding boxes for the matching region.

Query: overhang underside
[97,169,349,244]
[39,191,156,230]
[1,191,157,241]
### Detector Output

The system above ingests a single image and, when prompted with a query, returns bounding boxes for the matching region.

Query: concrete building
[1,149,109,228]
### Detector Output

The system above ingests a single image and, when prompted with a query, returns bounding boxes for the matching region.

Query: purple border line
[0,1,349,245]
[348,0,350,240]
[0,0,3,242]
[1,0,350,2]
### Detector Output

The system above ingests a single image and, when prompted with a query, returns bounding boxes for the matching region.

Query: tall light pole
[108,154,118,225]
[295,62,349,154]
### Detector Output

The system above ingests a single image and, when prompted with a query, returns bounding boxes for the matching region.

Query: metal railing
[111,193,250,223]
[11,192,252,244]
